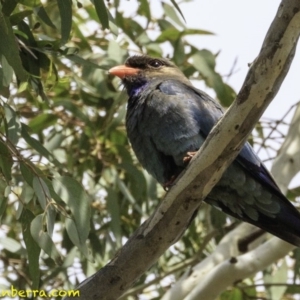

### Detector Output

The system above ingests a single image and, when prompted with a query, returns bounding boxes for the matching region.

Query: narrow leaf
[52,176,91,244]
[4,103,21,145]
[1,55,13,87]
[10,10,33,25]
[137,0,151,22]
[33,5,56,28]
[21,209,41,289]
[33,177,50,209]
[65,218,92,260]
[2,0,18,16]
[28,113,58,133]
[106,187,121,243]
[163,2,185,27]
[20,161,34,186]
[47,206,56,237]
[169,0,186,23]
[64,53,104,69]
[30,214,62,265]
[0,140,13,181]
[0,11,27,81]
[93,0,109,29]
[0,178,8,221]
[57,0,72,45]
[0,237,23,253]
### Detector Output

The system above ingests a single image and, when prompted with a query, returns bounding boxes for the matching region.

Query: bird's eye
[148,59,163,68]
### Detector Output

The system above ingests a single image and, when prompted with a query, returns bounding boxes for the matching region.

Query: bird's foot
[163,175,177,191]
[183,151,197,164]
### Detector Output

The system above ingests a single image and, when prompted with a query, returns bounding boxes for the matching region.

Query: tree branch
[65,1,300,299]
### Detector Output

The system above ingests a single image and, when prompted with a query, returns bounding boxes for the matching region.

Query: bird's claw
[163,175,177,191]
[183,151,197,164]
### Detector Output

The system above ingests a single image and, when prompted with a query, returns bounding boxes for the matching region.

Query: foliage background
[0,0,299,299]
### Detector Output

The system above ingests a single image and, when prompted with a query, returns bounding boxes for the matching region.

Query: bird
[109,55,300,247]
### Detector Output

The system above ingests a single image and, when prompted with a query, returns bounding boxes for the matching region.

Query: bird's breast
[126,89,204,168]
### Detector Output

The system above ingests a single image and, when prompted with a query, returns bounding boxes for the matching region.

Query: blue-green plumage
[109,55,300,247]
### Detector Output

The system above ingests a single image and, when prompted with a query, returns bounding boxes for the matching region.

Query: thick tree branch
[65,1,300,299]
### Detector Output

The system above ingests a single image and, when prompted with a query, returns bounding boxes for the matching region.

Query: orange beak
[109,65,139,79]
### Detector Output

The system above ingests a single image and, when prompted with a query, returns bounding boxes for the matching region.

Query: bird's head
[109,55,190,96]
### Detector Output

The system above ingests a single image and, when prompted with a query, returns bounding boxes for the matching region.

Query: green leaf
[220,288,243,300]
[52,176,91,244]
[174,37,185,65]
[0,178,8,221]
[0,11,28,81]
[1,55,13,87]
[156,28,213,43]
[65,218,92,260]
[20,183,34,204]
[18,0,41,7]
[10,10,33,26]
[265,260,288,300]
[0,68,10,98]
[287,185,300,199]
[47,205,56,237]
[0,140,13,181]
[33,5,56,28]
[0,237,23,253]
[137,0,151,22]
[64,53,105,70]
[162,2,185,28]
[2,0,18,16]
[33,176,51,209]
[20,162,34,186]
[57,0,72,45]
[21,209,41,289]
[191,50,235,106]
[4,103,21,145]
[106,187,121,244]
[93,0,109,29]
[108,10,118,36]
[169,0,186,23]
[30,214,62,265]
[107,40,124,63]
[28,113,58,133]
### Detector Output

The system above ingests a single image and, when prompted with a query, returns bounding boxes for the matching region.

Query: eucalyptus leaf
[4,104,21,145]
[0,11,27,81]
[33,5,56,28]
[93,0,109,29]
[0,140,13,181]
[21,209,41,289]
[30,214,63,265]
[52,176,91,244]
[57,0,72,45]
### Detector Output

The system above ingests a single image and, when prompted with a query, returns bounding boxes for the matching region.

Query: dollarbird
[109,55,300,247]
